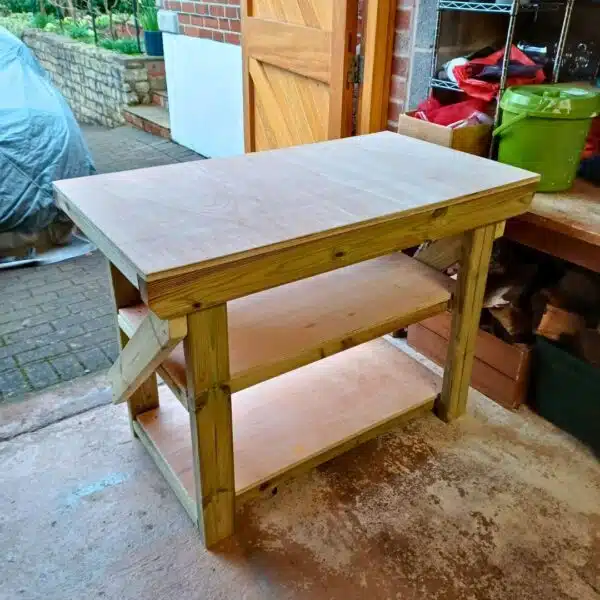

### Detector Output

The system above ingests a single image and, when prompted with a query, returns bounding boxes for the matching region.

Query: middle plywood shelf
[119,252,452,399]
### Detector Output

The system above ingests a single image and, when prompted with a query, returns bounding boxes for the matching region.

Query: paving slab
[0,125,204,401]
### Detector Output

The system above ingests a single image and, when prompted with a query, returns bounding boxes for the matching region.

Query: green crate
[531,336,600,456]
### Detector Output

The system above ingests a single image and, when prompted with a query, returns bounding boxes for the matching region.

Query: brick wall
[387,0,414,131]
[164,0,241,44]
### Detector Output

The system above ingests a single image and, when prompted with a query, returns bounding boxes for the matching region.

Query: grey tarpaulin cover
[0,27,95,235]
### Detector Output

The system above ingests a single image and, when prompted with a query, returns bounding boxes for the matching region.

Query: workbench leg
[435,224,496,422]
[184,305,235,548]
[108,263,159,435]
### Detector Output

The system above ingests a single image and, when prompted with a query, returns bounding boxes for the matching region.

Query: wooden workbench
[54,132,538,548]
[505,178,600,273]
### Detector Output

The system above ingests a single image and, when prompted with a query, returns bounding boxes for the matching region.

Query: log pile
[416,238,600,369]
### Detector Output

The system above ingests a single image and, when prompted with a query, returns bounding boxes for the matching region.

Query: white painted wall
[162,33,244,158]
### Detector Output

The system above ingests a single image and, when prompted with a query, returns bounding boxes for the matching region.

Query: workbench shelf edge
[118,252,452,404]
[135,338,441,510]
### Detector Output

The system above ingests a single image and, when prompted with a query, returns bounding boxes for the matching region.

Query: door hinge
[347,54,363,85]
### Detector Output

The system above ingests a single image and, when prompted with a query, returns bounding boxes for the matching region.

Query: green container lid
[500,84,600,120]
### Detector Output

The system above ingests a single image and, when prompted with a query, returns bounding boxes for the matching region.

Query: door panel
[242,0,358,152]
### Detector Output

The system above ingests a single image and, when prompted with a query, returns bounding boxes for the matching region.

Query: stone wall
[22,30,166,127]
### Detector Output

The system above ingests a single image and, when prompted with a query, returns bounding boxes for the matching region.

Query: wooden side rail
[109,311,187,404]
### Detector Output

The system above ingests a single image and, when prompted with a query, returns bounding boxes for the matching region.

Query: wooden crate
[407,313,532,410]
[397,112,492,157]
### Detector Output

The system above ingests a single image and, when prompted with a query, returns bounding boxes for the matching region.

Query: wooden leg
[108,263,159,433]
[435,224,496,422]
[184,305,235,548]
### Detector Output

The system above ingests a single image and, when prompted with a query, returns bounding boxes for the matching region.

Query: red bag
[453,46,545,101]
[414,97,490,127]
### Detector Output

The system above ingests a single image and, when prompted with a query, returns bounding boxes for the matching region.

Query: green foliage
[1,0,32,13]
[94,13,109,28]
[99,36,140,54]
[30,10,54,28]
[0,11,30,36]
[0,0,56,14]
[138,0,157,31]
[65,21,93,40]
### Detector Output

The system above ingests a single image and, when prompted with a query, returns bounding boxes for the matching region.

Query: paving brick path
[0,125,202,401]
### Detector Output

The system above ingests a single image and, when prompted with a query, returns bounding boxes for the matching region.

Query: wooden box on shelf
[397,112,492,157]
[407,313,532,411]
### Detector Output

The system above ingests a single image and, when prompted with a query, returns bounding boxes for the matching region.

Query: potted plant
[139,0,163,57]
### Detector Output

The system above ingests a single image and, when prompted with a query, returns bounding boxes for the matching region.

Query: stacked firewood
[481,241,600,368]
[414,237,600,368]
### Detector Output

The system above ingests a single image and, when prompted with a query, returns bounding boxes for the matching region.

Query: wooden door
[242,0,358,152]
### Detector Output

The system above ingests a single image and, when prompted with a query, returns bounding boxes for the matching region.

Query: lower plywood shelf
[135,338,440,509]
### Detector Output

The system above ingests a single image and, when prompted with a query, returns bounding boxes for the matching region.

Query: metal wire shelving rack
[428,0,577,154]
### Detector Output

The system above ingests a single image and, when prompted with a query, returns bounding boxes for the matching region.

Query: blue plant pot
[144,31,163,57]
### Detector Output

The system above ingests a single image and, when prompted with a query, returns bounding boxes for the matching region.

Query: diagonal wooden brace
[109,311,187,404]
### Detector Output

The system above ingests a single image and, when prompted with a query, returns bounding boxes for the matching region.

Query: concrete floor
[1,346,599,600]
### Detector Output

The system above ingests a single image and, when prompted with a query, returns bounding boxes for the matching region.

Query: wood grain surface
[118,252,452,397]
[520,179,600,246]
[55,133,538,312]
[242,0,357,152]
[136,338,440,505]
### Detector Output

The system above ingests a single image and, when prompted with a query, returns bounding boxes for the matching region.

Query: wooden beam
[241,0,254,152]
[143,185,536,319]
[435,224,495,421]
[108,263,160,430]
[244,18,332,84]
[109,311,187,404]
[357,0,396,133]
[184,306,235,548]
[329,0,358,138]
[414,221,505,272]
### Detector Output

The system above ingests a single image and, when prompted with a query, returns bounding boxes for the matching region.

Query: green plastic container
[494,85,600,192]
[531,337,600,456]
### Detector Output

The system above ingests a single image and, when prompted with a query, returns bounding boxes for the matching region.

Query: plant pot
[144,30,163,57]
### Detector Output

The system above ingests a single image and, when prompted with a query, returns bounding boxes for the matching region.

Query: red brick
[190,14,203,25]
[169,0,182,10]
[203,16,219,28]
[218,18,230,30]
[389,75,406,102]
[178,13,191,24]
[196,3,209,14]
[391,55,409,78]
[225,6,238,17]
[183,24,200,36]
[387,99,403,124]
[393,29,410,56]
[212,30,225,42]
[181,1,194,12]
[198,28,212,38]
[147,62,166,76]
[225,32,240,45]
[227,0,240,5]
[395,8,412,31]
[229,18,241,32]
[210,4,225,16]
